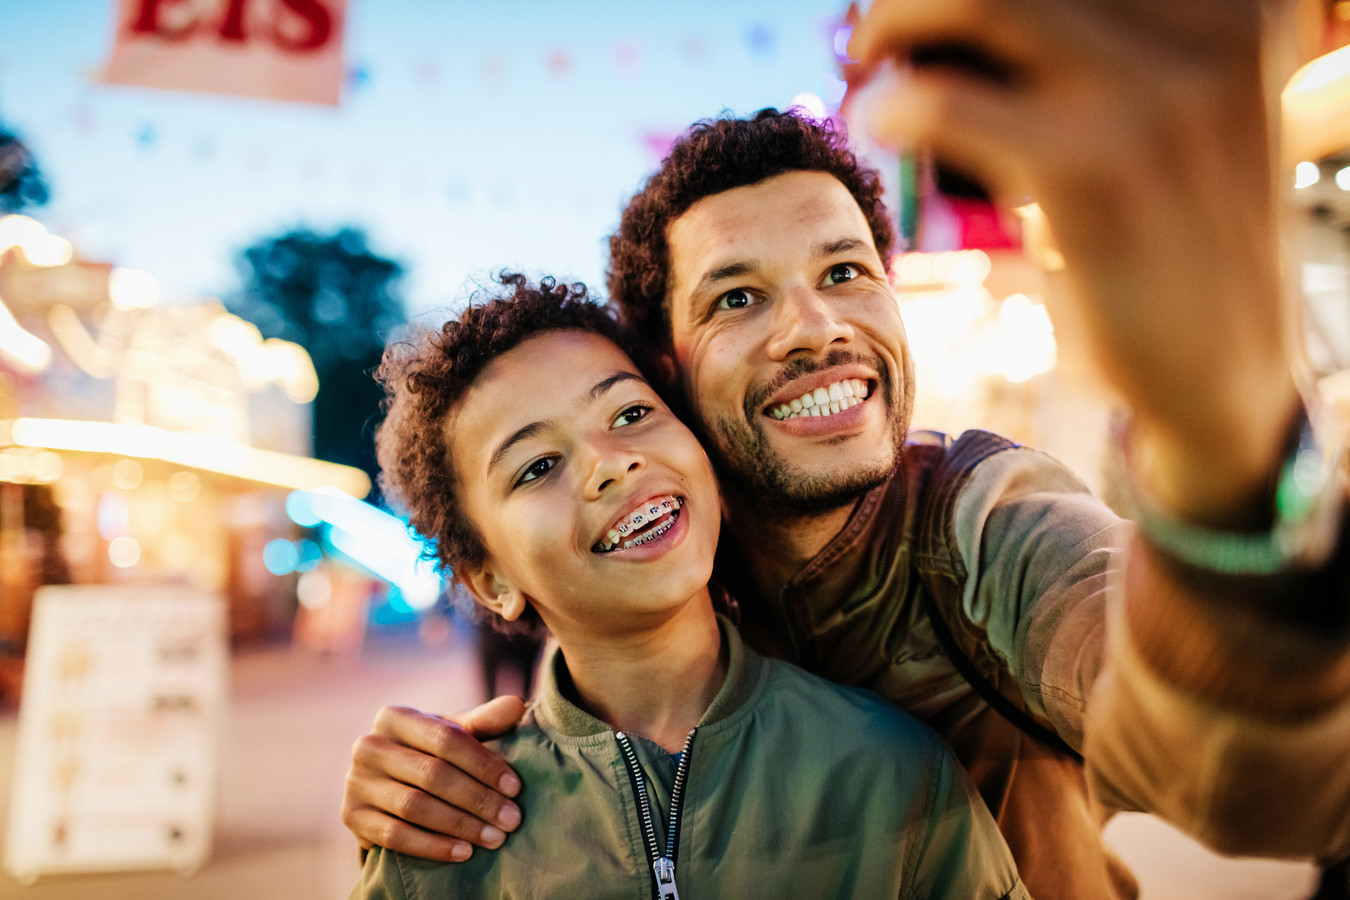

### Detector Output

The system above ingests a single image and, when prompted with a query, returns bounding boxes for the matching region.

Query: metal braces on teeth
[595,498,680,552]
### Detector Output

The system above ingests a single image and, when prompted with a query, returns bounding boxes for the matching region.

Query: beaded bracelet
[1124,404,1346,576]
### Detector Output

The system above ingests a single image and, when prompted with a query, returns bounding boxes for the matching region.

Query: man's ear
[458,562,528,622]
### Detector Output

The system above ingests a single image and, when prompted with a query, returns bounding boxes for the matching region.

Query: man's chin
[706,411,905,517]
[780,464,892,514]
[722,456,895,517]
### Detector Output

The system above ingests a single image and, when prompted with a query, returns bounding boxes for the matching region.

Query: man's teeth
[594,497,681,553]
[769,379,869,421]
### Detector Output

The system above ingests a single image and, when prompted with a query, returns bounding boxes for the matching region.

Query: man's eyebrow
[486,371,647,474]
[689,238,871,298]
[817,237,869,257]
[692,259,759,297]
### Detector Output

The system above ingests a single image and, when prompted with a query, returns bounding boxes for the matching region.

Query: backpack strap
[910,430,1084,764]
[918,582,1082,764]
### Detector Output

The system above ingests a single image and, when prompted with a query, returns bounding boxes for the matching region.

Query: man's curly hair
[607,108,895,354]
[374,273,640,632]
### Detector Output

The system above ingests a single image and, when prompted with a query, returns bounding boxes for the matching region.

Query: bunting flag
[101,0,348,106]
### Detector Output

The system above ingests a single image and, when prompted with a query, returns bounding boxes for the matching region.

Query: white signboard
[4,585,226,883]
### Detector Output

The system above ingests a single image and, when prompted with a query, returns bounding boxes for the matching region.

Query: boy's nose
[585,438,645,497]
[595,459,641,495]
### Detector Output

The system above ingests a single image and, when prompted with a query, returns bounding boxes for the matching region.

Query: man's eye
[715,289,752,311]
[515,457,556,486]
[614,404,652,427]
[825,263,860,285]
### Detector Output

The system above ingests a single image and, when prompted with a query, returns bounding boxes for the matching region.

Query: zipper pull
[653,856,680,900]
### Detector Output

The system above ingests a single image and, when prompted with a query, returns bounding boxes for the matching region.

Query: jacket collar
[533,614,766,740]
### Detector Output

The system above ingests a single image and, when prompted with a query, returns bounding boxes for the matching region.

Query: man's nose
[764,285,853,360]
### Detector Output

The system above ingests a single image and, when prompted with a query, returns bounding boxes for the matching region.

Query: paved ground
[0,621,1321,900]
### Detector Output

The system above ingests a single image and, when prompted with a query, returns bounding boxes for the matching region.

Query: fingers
[373,704,523,799]
[344,733,523,854]
[342,806,476,864]
[856,64,1032,203]
[338,702,529,860]
[453,695,528,741]
[355,729,521,831]
[845,0,1119,203]
[845,0,1262,209]
[848,0,1047,73]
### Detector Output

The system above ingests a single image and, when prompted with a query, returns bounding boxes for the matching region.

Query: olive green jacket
[351,618,1031,900]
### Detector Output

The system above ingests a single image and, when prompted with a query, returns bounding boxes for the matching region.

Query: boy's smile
[592,495,682,552]
[449,330,720,635]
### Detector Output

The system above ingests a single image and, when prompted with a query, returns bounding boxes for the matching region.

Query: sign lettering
[103,0,347,104]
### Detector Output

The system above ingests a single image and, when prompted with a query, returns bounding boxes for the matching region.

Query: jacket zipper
[615,728,698,900]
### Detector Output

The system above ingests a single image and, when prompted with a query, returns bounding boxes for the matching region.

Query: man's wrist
[1122,400,1346,576]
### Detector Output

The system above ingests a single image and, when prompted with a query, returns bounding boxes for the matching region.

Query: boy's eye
[824,263,860,285]
[614,404,652,427]
[715,288,752,311]
[515,457,556,486]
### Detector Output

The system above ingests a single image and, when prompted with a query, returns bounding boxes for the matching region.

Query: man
[343,3,1350,899]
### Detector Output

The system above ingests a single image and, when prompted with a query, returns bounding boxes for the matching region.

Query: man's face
[665,170,914,514]
[450,330,721,640]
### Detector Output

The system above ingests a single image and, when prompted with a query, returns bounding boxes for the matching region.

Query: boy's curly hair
[374,273,639,632]
[607,108,895,354]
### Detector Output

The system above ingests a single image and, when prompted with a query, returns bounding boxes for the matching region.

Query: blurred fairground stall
[0,217,437,684]
[1287,8,1350,430]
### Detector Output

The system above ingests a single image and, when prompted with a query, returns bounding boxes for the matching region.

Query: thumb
[453,695,527,740]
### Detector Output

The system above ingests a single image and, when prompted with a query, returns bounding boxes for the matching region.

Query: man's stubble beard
[702,355,913,518]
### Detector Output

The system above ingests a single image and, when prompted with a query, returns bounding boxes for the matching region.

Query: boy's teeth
[621,516,677,549]
[593,497,681,552]
[769,379,869,421]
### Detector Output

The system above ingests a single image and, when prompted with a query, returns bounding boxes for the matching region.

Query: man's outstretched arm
[852,0,1350,859]
[342,697,525,861]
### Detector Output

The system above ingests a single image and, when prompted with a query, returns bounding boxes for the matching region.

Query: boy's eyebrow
[486,370,647,474]
[588,370,644,401]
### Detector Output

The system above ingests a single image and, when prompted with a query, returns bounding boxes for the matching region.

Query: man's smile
[767,378,871,421]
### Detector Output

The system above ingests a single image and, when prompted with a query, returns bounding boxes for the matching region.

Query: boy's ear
[459,562,528,622]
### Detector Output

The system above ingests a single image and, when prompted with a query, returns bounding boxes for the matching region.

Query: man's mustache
[743,349,888,420]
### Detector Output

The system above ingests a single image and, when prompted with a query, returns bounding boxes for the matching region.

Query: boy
[351,273,1029,900]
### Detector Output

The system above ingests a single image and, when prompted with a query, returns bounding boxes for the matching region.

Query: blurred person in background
[342,2,1350,899]
[473,621,543,704]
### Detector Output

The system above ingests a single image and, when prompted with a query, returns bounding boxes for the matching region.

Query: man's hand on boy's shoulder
[343,698,527,862]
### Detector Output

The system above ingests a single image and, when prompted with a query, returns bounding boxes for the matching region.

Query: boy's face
[663,170,914,512]
[450,329,721,637]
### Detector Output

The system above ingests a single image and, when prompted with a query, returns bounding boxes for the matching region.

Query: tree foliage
[229,227,406,488]
[0,123,51,216]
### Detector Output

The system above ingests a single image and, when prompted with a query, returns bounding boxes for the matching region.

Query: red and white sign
[102,0,347,106]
